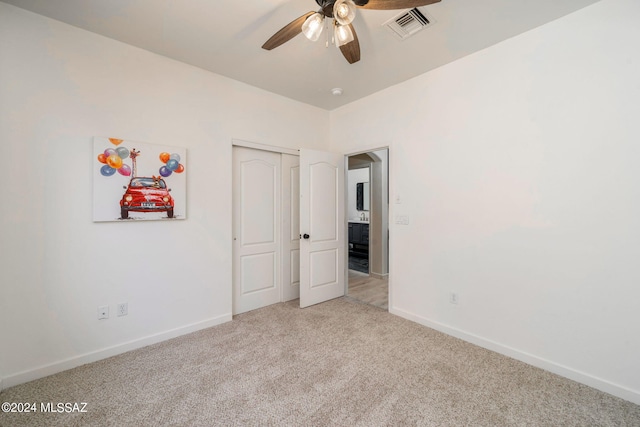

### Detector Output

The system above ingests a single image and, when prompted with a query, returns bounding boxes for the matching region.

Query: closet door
[232,146,281,314]
[282,154,300,302]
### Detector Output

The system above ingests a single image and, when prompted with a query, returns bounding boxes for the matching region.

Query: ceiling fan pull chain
[332,19,337,47]
[326,19,330,47]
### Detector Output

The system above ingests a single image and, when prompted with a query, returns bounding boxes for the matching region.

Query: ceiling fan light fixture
[334,23,354,47]
[302,12,325,42]
[334,0,356,25]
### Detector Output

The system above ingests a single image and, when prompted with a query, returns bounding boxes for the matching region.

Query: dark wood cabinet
[348,222,369,257]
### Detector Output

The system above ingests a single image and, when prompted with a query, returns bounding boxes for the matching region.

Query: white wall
[0,3,329,388]
[331,0,640,404]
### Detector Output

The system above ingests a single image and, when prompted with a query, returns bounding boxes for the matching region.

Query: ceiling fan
[262,0,441,64]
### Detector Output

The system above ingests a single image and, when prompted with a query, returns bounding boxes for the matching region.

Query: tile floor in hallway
[347,269,388,310]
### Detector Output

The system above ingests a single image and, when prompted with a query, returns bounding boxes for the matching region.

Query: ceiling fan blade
[262,11,315,50]
[339,24,361,64]
[356,0,441,10]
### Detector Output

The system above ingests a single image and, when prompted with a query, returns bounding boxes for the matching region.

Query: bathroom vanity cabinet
[348,222,369,257]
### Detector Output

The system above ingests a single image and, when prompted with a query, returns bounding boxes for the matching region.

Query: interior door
[299,148,346,308]
[232,146,281,314]
[282,154,300,302]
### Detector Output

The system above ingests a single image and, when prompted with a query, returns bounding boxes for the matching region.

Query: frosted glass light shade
[334,0,356,25]
[334,23,354,47]
[302,13,325,41]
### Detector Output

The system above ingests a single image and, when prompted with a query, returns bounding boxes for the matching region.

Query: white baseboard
[2,313,232,390]
[389,306,640,405]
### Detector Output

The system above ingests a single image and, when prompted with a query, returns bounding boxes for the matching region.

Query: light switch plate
[395,215,409,225]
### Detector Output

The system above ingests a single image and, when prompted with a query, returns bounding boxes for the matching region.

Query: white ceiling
[3,0,600,110]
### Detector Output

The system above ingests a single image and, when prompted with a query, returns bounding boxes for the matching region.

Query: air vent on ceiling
[384,8,432,40]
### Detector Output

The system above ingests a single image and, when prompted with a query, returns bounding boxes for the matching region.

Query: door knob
[303,234,310,239]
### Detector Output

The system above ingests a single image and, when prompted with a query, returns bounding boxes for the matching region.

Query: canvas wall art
[93,137,186,222]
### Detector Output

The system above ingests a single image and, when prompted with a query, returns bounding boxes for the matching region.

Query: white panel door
[282,154,300,302]
[299,149,345,308]
[233,147,281,314]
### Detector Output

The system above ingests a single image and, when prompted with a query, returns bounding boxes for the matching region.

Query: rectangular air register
[384,7,433,39]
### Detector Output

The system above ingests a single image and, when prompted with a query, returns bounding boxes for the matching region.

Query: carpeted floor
[1,298,639,426]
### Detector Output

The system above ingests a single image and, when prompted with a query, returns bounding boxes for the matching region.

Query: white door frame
[344,146,391,309]
[233,139,298,156]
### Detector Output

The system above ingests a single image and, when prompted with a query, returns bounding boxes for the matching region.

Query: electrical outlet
[449,292,459,305]
[98,305,109,320]
[117,302,128,317]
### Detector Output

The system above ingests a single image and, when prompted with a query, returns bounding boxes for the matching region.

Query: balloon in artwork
[100,164,116,176]
[166,159,179,171]
[106,154,123,169]
[159,152,171,163]
[159,166,172,177]
[117,164,131,176]
[116,146,129,159]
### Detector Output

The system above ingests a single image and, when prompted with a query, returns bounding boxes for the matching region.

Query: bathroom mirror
[356,182,370,211]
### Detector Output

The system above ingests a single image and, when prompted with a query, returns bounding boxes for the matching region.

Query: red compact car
[120,177,174,219]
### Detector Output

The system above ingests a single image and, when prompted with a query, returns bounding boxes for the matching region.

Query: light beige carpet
[1,298,639,426]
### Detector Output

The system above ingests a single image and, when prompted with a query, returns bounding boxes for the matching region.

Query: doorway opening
[346,148,389,310]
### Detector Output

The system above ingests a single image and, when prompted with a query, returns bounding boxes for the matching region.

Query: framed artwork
[93,137,186,222]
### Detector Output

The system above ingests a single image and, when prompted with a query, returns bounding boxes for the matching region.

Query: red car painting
[120,177,174,219]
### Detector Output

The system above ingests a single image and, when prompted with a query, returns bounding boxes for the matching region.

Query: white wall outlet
[98,305,109,320]
[117,302,128,317]
[450,292,459,305]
